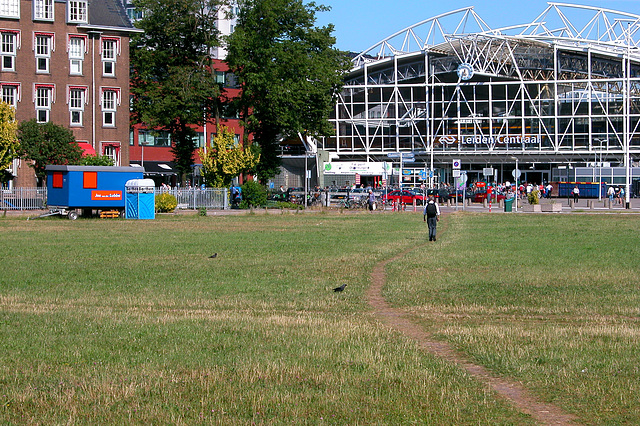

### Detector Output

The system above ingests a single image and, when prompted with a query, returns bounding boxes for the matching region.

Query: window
[126,7,143,22]
[103,144,119,165]
[69,87,85,126]
[83,171,97,189]
[67,0,87,23]
[1,32,16,71]
[52,171,63,188]
[139,130,171,147]
[1,83,19,108]
[0,0,19,18]
[33,0,53,20]
[35,86,52,123]
[35,34,52,73]
[102,38,117,76]
[193,132,204,148]
[102,90,116,126]
[68,36,84,75]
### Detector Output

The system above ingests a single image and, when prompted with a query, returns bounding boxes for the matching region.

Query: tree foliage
[17,120,83,185]
[0,102,18,181]
[198,126,260,187]
[226,0,350,182]
[79,154,115,166]
[130,0,228,181]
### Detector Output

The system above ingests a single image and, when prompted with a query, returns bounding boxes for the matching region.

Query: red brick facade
[1,0,137,186]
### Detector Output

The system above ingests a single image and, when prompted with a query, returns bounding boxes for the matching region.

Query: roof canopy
[352,3,640,69]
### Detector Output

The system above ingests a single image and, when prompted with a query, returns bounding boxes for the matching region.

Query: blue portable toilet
[125,179,156,219]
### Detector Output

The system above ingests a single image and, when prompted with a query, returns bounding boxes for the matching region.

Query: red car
[472,190,506,203]
[382,190,426,205]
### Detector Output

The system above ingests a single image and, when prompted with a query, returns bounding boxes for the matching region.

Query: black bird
[209,253,218,259]
[333,283,347,292]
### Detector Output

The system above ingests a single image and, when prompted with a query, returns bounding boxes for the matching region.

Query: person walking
[423,196,441,241]
[572,185,580,204]
[368,189,376,212]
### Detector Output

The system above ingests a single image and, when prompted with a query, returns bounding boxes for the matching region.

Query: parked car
[426,188,449,203]
[472,190,506,203]
[448,188,475,202]
[382,190,426,205]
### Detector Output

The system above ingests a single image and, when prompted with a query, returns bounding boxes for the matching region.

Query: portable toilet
[125,179,156,219]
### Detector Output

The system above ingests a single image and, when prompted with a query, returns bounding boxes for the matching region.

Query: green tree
[226,0,349,182]
[130,0,228,182]
[17,120,83,185]
[79,154,115,166]
[0,102,18,184]
[198,126,260,187]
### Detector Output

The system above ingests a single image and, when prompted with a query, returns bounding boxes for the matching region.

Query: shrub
[240,181,267,208]
[155,193,177,212]
[528,190,540,205]
[275,201,304,210]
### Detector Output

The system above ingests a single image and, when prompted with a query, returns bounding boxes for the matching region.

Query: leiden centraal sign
[435,135,542,148]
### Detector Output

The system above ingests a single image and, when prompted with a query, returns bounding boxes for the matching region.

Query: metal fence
[157,188,228,210]
[0,187,229,210]
[1,188,47,210]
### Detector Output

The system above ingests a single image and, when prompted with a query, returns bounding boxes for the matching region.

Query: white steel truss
[326,3,640,172]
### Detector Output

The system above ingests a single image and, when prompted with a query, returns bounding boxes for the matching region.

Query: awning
[130,161,177,176]
[77,142,96,156]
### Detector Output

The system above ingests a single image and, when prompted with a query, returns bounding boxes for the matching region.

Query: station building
[310,4,640,198]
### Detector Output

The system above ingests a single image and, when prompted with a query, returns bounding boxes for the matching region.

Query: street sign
[483,167,494,176]
[452,170,461,178]
[459,171,468,184]
[419,170,427,180]
[512,169,522,178]
[453,159,461,169]
[387,152,415,162]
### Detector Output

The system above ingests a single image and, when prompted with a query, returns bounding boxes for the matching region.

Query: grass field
[0,210,638,424]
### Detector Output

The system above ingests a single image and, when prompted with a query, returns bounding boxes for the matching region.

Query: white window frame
[33,0,53,21]
[1,83,19,108]
[35,34,52,74]
[101,38,117,77]
[0,0,19,19]
[68,87,85,126]
[1,32,17,72]
[68,36,85,75]
[101,90,117,127]
[35,86,52,123]
[67,0,87,23]
[102,143,120,165]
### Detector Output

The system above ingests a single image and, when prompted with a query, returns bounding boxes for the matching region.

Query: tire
[68,211,78,220]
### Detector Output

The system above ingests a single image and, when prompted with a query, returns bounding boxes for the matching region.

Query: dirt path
[366,218,578,425]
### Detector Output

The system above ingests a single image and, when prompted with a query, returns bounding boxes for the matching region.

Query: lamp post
[510,156,518,212]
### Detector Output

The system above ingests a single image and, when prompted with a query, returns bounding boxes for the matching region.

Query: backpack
[425,202,437,218]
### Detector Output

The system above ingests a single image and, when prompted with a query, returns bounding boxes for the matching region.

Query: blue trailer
[43,165,145,219]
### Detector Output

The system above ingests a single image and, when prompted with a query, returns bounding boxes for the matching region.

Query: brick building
[1,0,139,187]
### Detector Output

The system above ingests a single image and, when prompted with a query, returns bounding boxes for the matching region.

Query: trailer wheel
[68,211,78,220]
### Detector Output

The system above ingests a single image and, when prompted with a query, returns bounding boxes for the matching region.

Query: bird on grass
[208,253,218,259]
[333,283,347,292]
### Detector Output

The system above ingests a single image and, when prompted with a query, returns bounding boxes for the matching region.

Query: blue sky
[315,0,640,53]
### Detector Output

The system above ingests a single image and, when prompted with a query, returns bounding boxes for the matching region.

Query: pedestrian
[572,185,579,204]
[423,196,441,242]
[368,189,376,212]
[546,183,553,198]
[607,185,615,204]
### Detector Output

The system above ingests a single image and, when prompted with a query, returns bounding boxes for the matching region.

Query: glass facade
[324,5,640,183]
